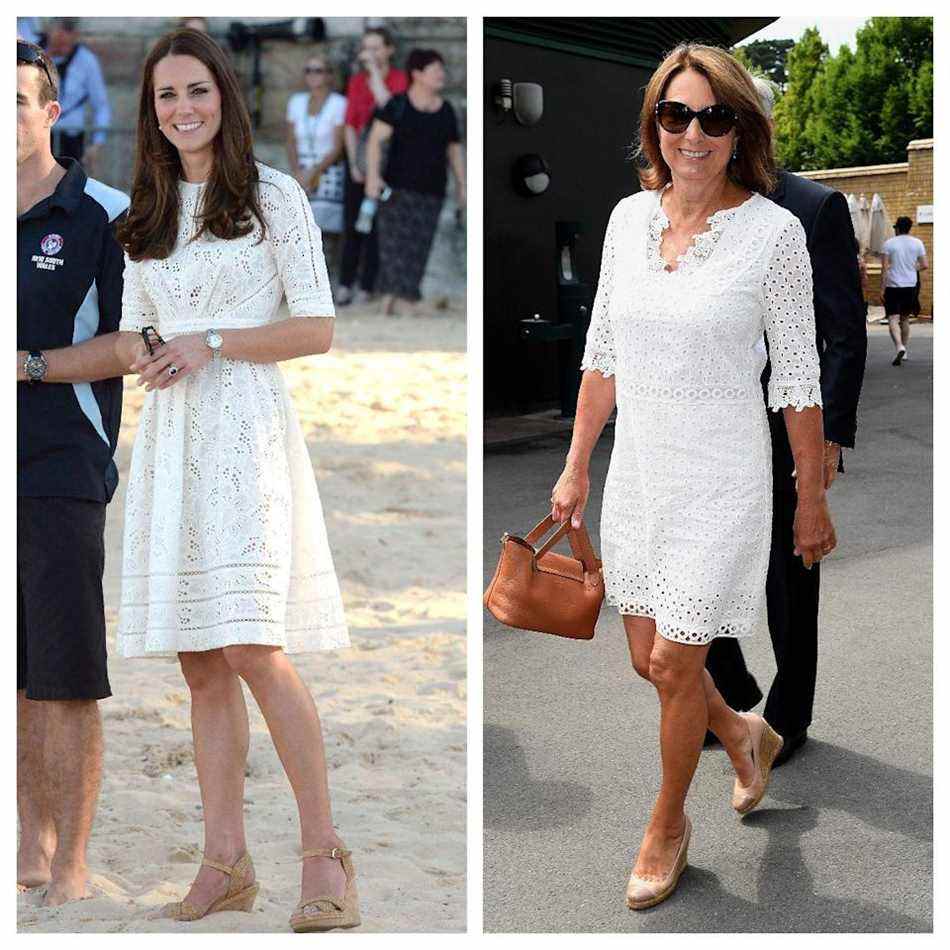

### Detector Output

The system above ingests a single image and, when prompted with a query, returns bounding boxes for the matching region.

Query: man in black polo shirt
[17,40,134,905]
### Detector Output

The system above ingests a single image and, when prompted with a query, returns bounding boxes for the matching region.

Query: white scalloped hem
[606,596,756,644]
[579,356,616,379]
[768,383,823,413]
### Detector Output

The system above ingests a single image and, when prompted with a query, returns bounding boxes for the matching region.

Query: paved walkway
[483,325,932,932]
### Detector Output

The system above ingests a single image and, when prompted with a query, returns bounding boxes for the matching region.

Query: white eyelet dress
[117,162,349,657]
[580,189,822,645]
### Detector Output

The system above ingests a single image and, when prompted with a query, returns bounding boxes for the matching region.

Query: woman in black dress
[364,48,465,316]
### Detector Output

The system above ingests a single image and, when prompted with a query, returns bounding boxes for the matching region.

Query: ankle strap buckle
[329,847,341,859]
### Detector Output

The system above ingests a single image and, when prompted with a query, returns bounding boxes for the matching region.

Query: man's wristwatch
[205,328,223,360]
[24,350,48,384]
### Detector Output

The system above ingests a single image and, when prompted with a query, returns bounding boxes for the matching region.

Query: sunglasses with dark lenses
[304,66,327,74]
[17,41,56,94]
[655,100,738,138]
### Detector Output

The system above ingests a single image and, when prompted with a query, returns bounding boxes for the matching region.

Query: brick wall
[797,139,933,315]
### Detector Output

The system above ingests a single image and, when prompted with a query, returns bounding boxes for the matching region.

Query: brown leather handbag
[483,514,605,640]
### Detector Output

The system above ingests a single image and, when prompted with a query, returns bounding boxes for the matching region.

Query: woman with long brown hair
[550,43,835,908]
[113,28,359,931]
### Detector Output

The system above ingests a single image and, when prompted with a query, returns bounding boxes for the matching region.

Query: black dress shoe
[771,729,808,768]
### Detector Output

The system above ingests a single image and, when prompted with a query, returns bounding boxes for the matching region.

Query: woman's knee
[221,644,283,681]
[648,642,702,695]
[179,649,232,693]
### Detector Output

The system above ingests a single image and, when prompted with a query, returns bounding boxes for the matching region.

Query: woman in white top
[285,51,346,277]
[114,29,358,932]
[550,44,836,909]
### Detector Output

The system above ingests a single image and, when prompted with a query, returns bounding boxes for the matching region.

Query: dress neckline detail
[649,187,759,275]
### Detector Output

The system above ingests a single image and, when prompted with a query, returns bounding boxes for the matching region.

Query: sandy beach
[18,303,467,933]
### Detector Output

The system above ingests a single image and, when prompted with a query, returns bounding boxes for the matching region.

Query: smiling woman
[110,27,359,933]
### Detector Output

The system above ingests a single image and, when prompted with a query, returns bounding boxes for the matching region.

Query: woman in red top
[338,27,407,305]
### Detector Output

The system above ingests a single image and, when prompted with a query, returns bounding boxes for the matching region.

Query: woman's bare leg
[176,650,253,909]
[222,645,346,903]
[624,616,755,879]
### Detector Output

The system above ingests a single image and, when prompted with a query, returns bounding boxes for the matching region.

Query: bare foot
[43,868,91,906]
[300,839,347,906]
[632,819,687,882]
[18,836,55,891]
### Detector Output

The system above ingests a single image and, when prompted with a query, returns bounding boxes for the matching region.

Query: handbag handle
[524,515,601,575]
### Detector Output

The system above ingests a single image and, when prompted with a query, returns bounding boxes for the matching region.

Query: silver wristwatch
[24,350,48,384]
[205,328,223,359]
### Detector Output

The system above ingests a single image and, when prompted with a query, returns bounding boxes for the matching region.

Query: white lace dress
[117,163,349,657]
[580,188,822,644]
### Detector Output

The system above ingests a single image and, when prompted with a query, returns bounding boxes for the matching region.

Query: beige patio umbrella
[867,193,890,254]
[846,194,861,250]
[854,194,871,253]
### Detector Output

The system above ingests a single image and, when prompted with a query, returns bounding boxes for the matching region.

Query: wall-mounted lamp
[493,79,544,126]
[512,154,551,197]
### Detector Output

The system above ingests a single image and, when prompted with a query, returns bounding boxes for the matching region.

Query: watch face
[207,330,223,350]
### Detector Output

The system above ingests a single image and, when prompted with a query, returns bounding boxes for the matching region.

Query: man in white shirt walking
[880,216,928,366]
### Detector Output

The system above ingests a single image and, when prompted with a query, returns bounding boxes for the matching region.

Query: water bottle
[355,186,392,234]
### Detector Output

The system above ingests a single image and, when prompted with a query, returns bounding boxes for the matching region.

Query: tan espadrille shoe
[157,852,259,921]
[732,712,784,815]
[626,816,691,911]
[289,846,361,933]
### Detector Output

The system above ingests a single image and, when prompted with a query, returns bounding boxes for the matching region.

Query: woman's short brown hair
[636,43,776,196]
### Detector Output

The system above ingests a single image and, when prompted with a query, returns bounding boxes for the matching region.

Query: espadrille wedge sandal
[289,846,361,933]
[157,852,259,921]
[626,816,691,910]
[732,712,784,815]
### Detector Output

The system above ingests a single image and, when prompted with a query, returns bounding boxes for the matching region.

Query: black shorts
[884,285,917,317]
[17,497,111,701]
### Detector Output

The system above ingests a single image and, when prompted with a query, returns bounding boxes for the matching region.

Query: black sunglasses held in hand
[655,100,738,137]
[141,326,166,357]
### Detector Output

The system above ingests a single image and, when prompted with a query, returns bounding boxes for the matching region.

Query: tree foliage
[771,17,932,171]
[732,38,795,88]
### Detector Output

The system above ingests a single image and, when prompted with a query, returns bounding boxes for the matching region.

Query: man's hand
[17,350,27,382]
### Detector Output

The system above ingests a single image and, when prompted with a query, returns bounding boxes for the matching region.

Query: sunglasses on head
[17,41,56,94]
[655,100,738,138]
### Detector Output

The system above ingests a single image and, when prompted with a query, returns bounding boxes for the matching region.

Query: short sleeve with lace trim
[579,202,621,378]
[260,175,335,319]
[118,250,158,333]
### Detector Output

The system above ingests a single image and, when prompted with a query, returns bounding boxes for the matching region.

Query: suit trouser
[339,174,379,293]
[705,487,820,739]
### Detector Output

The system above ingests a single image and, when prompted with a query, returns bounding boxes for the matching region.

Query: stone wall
[797,139,933,315]
[38,16,467,300]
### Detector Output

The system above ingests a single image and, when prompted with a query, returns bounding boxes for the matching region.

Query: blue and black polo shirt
[17,157,129,503]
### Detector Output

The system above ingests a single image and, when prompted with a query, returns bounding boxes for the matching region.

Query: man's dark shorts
[17,497,111,701]
[884,285,917,318]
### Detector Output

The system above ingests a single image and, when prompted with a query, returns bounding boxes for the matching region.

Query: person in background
[365,48,464,316]
[704,74,867,767]
[17,38,130,906]
[338,26,407,306]
[44,18,110,171]
[17,17,43,45]
[286,51,346,287]
[880,215,928,366]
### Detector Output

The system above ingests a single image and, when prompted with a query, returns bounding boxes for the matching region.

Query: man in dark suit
[704,76,867,767]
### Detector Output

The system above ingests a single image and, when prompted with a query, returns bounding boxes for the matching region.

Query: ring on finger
[168,364,179,376]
